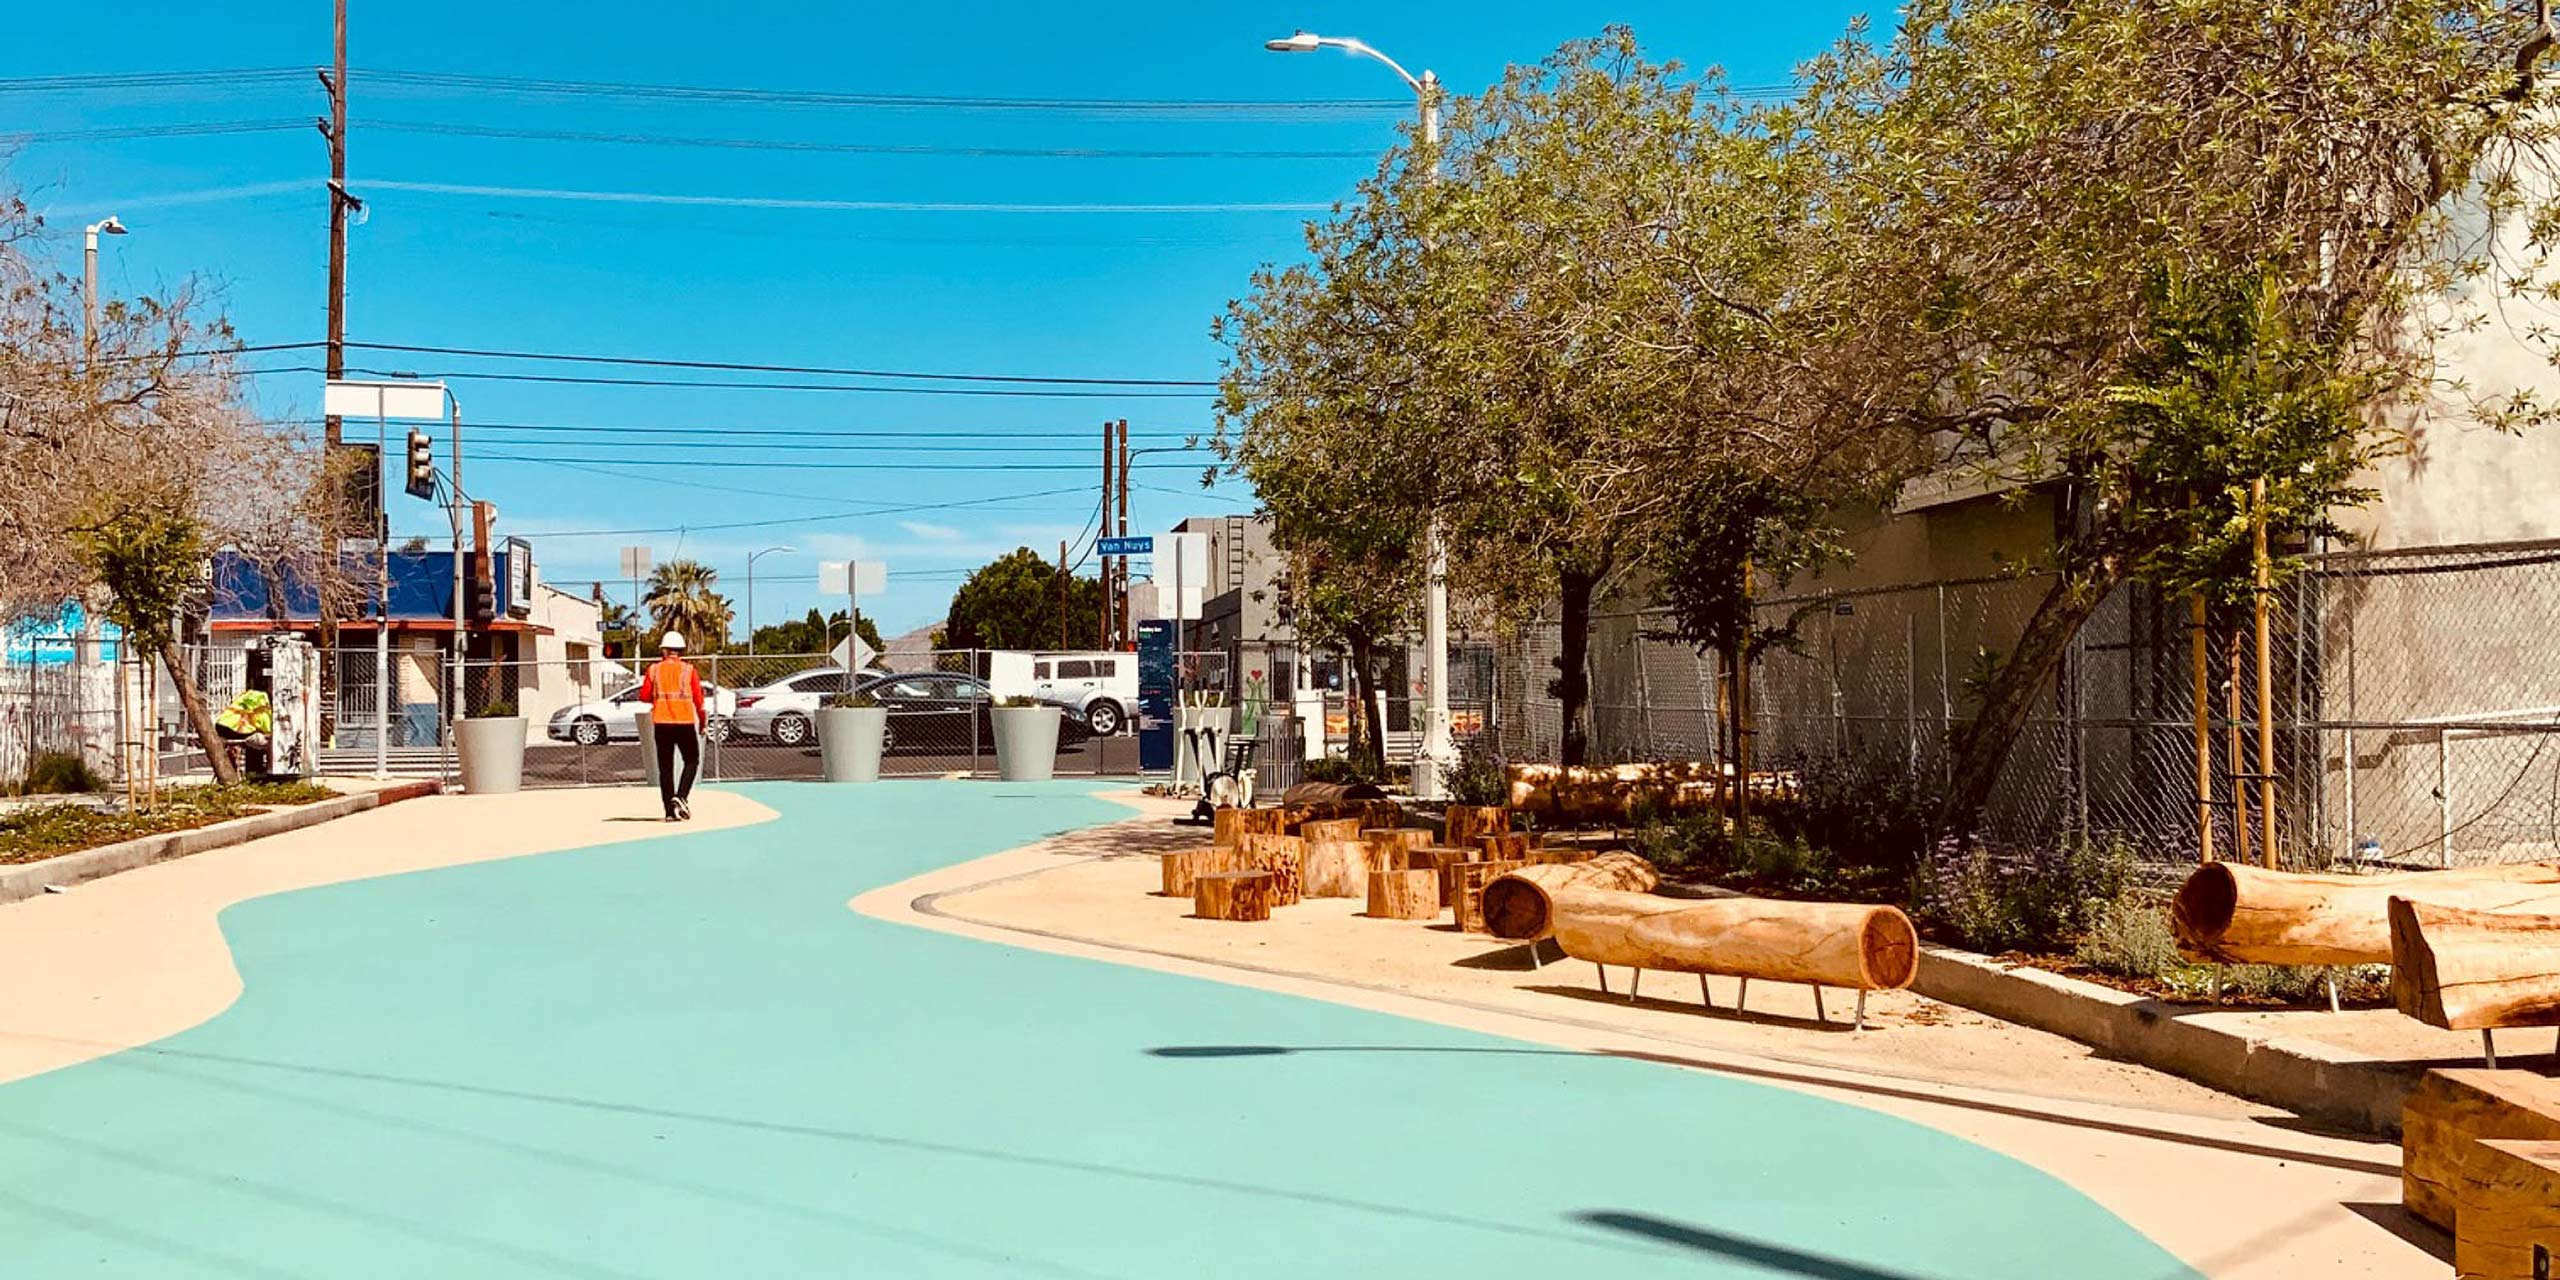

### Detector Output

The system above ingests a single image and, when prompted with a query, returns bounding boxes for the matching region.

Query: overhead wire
[341,340,1217,386]
[234,364,1216,398]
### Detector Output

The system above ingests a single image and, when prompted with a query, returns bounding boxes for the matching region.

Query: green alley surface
[0,782,2198,1278]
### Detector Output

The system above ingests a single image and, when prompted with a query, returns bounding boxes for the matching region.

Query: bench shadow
[2340,1203,2452,1264]
[1524,983,1854,1033]
[1574,1211,1936,1280]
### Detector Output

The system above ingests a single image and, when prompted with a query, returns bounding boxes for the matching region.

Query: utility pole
[318,0,354,444]
[1116,419,1131,648]
[1099,422,1114,647]
[1058,540,1070,650]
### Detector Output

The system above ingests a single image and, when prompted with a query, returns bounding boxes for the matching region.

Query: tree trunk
[1348,629,1386,781]
[163,637,238,785]
[1556,564,1599,768]
[1936,563,2120,839]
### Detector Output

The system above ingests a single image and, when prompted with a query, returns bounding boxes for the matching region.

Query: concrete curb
[1912,945,2423,1137]
[0,780,442,905]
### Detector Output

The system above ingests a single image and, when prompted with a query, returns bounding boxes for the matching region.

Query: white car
[545,681,740,746]
[986,651,1135,736]
[727,666,862,746]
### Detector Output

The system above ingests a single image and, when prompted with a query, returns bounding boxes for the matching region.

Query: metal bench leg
[1628,968,1642,1003]
[1812,985,1827,1025]
[1854,989,1868,1031]
[1699,974,1713,1009]
[1595,963,1609,995]
[2485,1029,2500,1069]
[1735,977,1748,1013]
[1527,941,1543,970]
[2325,973,2341,1015]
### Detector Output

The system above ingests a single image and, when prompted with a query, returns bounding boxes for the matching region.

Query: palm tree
[643,559,734,650]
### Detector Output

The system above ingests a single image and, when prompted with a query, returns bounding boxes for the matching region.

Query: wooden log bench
[1546,887,1918,1030]
[2392,897,2560,1066]
[2403,1069,2560,1234]
[2171,860,2560,966]
[1159,847,1234,898]
[1194,871,1273,922]
[1480,853,1663,943]
[1365,869,1440,920]
[1450,859,1527,935]
[2458,1139,2560,1280]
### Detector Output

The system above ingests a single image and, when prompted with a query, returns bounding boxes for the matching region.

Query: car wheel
[880,722,897,755]
[572,717,605,747]
[706,717,734,745]
[772,712,812,747]
[1083,700,1123,737]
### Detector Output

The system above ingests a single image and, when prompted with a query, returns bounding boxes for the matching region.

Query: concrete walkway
[0,781,2193,1277]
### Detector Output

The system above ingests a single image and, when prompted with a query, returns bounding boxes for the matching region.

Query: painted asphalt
[0,782,2197,1278]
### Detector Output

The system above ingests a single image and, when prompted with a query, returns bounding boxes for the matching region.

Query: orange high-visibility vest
[645,657,703,725]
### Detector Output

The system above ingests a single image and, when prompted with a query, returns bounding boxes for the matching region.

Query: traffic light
[404,427,435,500]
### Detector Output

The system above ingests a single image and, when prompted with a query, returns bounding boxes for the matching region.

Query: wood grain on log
[2394,898,2560,1031]
[1300,817,1366,843]
[1477,833,1539,860]
[1159,847,1234,898]
[1361,828,1435,870]
[1366,869,1440,920]
[1194,871,1273,922]
[1213,806,1291,848]
[1443,805,1511,850]
[1238,833,1306,907]
[2172,861,2560,966]
[2456,1139,2560,1280]
[1405,846,1476,904]
[1303,839,1372,899]
[1481,853,1662,941]
[1549,888,1919,990]
[1451,859,1527,934]
[2401,1068,2560,1232]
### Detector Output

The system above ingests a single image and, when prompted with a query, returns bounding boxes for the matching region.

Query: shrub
[1302,756,1375,786]
[825,690,881,710]
[2073,890,2185,977]
[998,695,1042,709]
[1447,735,1509,808]
[1758,750,1938,876]
[1917,834,2133,953]
[472,700,517,719]
[23,752,103,795]
[2072,886,2388,1004]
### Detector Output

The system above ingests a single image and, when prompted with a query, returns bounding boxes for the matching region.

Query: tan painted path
[859,799,2444,1280]
[0,786,775,1086]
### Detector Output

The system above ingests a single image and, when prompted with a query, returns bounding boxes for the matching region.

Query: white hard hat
[660,631,687,651]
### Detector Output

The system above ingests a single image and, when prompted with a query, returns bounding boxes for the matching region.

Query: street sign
[323,379,449,421]
[1097,535,1154,557]
[819,560,888,594]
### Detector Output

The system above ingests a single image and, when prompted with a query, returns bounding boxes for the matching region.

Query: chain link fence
[1495,539,2560,871]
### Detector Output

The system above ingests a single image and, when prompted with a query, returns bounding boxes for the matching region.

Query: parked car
[983,650,1135,736]
[854,671,1093,755]
[728,666,862,746]
[545,680,739,746]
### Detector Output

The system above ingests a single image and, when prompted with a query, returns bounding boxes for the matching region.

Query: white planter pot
[635,712,660,787]
[1173,707,1235,790]
[991,705,1062,782]
[456,716,527,794]
[818,706,888,783]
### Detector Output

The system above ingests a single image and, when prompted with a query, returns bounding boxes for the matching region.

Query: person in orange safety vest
[640,631,707,821]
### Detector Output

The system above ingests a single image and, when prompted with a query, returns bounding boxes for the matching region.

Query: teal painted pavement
[0,782,2199,1278]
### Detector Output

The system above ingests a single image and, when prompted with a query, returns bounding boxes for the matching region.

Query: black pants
[654,722,700,815]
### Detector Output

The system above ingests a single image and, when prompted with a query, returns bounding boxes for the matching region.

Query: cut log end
[2170,862,2240,955]
[1861,908,1921,989]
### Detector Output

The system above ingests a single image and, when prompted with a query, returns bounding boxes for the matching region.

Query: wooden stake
[2191,593,2214,863]
[2252,477,2278,868]
[2227,627,2251,867]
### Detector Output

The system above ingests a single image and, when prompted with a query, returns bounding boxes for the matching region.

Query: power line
[450,435,1209,456]
[362,118,1382,161]
[236,364,1216,398]
[344,340,1217,387]
[0,68,305,93]
[516,484,1096,539]
[264,416,1199,441]
[471,451,1204,472]
[359,178,1332,215]
[2,118,307,144]
[354,68,1410,117]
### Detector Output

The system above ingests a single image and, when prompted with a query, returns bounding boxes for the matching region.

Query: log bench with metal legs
[2390,897,2560,1068]
[1591,962,1878,1030]
[1548,887,1919,1033]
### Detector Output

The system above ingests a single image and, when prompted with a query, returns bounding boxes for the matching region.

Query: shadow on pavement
[1575,1210,1937,1280]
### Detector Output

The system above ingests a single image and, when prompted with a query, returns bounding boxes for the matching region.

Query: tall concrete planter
[635,712,660,788]
[456,716,527,794]
[991,705,1062,782]
[818,706,887,783]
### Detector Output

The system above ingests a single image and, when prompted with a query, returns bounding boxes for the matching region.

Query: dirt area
[929,803,2283,1121]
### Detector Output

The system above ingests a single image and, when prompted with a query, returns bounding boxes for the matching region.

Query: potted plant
[456,699,527,794]
[990,694,1062,782]
[817,689,888,783]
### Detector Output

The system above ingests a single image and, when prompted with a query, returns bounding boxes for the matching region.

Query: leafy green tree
[749,608,883,662]
[642,559,734,650]
[78,510,236,783]
[942,548,1105,651]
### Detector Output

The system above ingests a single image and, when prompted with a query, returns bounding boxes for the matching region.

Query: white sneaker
[673,797,692,822]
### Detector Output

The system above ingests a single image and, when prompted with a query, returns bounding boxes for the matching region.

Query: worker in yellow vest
[640,632,706,821]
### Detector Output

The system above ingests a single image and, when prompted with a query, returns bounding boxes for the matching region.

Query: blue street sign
[1097,535,1154,557]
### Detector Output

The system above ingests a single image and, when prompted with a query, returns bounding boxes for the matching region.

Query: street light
[1264,29,1456,799]
[82,216,128,358]
[744,545,796,654]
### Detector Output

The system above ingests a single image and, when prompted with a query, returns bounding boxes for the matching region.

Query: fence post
[1905,613,1919,775]
[2438,726,2452,868]
[1936,584,1953,786]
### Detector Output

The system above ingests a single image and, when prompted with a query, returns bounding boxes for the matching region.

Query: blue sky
[7,2,1875,638]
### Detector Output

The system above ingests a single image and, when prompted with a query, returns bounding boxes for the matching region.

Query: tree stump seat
[1195,871,1274,922]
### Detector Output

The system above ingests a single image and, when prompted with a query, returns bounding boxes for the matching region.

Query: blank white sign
[322,380,449,421]
[819,560,888,595]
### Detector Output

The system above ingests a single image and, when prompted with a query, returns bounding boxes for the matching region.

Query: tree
[942,548,1104,651]
[642,559,733,649]
[749,608,883,662]
[1768,0,2560,834]
[1278,539,1418,780]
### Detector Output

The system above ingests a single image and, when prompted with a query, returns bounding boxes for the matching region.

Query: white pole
[1411,74,1456,799]
[448,400,464,749]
